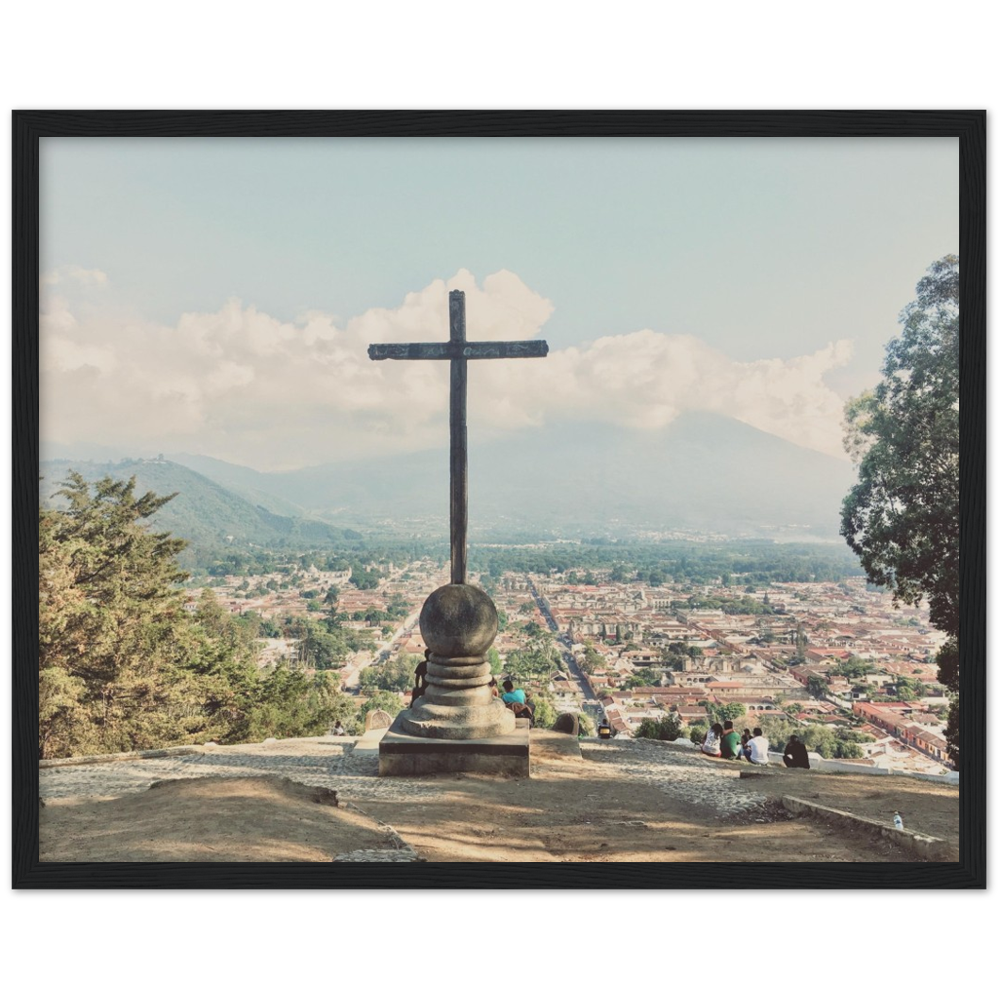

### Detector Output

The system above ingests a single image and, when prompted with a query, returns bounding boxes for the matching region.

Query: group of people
[702,720,769,763]
[701,721,810,768]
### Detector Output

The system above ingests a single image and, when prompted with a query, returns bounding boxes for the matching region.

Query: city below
[191,557,952,774]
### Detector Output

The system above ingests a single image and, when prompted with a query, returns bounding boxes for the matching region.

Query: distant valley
[42,412,857,559]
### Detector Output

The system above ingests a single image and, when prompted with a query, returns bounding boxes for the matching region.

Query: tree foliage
[504,630,562,684]
[759,717,872,760]
[839,255,959,763]
[359,654,418,694]
[359,689,405,720]
[39,473,355,758]
[527,690,557,729]
[706,702,746,724]
[634,714,685,741]
[841,255,958,639]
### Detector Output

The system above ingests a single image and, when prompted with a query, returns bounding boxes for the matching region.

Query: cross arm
[368,340,548,361]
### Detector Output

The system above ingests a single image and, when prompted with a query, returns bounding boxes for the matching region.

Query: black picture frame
[13,110,985,889]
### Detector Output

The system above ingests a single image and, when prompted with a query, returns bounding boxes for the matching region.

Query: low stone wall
[782,796,955,861]
[621,740,956,785]
[790,755,958,785]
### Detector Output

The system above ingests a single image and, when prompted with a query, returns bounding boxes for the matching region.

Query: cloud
[40,268,852,469]
[41,265,109,288]
[470,327,852,457]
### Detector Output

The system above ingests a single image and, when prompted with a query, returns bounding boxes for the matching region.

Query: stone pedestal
[379,716,530,777]
[379,582,528,776]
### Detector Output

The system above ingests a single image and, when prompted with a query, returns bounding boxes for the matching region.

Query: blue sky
[39,136,957,469]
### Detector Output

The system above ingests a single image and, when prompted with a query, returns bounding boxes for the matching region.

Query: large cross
[368,290,548,585]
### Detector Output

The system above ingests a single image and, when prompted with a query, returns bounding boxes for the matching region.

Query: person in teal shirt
[501,679,526,704]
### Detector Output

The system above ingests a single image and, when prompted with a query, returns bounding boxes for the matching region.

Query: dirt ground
[39,776,399,863]
[39,737,959,863]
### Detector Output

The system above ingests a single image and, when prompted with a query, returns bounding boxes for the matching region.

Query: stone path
[40,735,769,819]
[582,739,769,817]
[39,738,440,804]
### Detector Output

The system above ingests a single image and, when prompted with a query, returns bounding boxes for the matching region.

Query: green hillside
[40,458,358,566]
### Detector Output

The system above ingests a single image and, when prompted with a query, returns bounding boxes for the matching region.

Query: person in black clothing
[411,651,430,703]
[522,690,537,727]
[783,734,810,769]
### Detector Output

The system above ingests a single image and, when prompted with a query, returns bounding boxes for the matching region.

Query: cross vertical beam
[367,289,548,587]
[449,291,468,584]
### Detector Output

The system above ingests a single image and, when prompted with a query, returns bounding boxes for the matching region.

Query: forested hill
[39,458,358,565]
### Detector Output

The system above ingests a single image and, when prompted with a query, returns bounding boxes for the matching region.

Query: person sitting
[746,727,770,765]
[411,657,429,703]
[332,720,345,736]
[501,679,526,706]
[488,677,501,698]
[720,719,741,759]
[597,717,613,739]
[783,734,810,769]
[701,722,724,757]
[521,690,537,726]
[737,728,753,760]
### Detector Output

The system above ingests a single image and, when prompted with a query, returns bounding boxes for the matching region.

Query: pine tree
[38,473,361,757]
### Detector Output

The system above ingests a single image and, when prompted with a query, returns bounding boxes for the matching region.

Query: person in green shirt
[720,719,742,759]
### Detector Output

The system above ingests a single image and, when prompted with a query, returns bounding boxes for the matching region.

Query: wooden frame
[13,111,985,888]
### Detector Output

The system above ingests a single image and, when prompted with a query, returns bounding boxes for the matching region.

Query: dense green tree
[806,676,831,699]
[581,643,606,673]
[286,617,350,671]
[360,690,405,720]
[794,626,809,660]
[350,565,384,590]
[837,655,876,679]
[526,690,556,729]
[39,474,204,757]
[359,654,418,694]
[621,665,664,689]
[230,665,353,742]
[504,635,561,684]
[634,714,684,741]
[840,255,959,763]
[716,702,746,723]
[38,473,358,758]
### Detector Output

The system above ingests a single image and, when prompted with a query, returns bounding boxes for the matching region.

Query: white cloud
[40,268,852,469]
[41,265,109,288]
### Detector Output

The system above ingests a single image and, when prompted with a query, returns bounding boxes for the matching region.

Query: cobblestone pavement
[39,738,441,804]
[40,735,768,820]
[332,848,422,862]
[582,739,768,817]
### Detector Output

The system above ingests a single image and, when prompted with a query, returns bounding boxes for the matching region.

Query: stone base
[379,715,530,777]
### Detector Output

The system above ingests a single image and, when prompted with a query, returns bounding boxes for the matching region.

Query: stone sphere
[419,583,498,658]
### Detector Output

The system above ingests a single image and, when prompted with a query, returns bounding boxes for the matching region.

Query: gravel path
[40,735,771,819]
[582,739,769,817]
[39,738,443,804]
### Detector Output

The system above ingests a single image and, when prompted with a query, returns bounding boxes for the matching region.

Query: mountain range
[42,413,856,551]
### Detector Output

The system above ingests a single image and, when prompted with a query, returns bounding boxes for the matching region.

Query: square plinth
[378,716,530,777]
